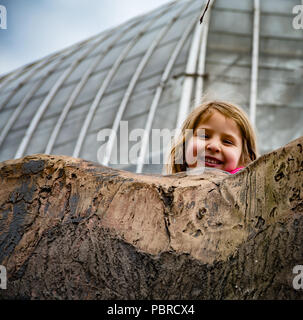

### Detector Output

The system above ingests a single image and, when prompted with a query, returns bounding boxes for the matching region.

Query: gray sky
[0,0,173,76]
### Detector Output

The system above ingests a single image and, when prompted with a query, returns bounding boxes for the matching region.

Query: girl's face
[185,110,243,172]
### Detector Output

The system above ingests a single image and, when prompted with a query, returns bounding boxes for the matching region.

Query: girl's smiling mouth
[204,156,223,166]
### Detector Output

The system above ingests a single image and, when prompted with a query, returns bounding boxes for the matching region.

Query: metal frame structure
[0,58,57,113]
[14,42,93,159]
[0,49,79,151]
[0,58,61,148]
[44,4,177,155]
[175,22,203,129]
[44,29,120,154]
[101,0,192,166]
[0,49,75,147]
[72,4,175,158]
[176,0,215,128]
[0,33,100,94]
[136,11,201,173]
[0,65,32,94]
[249,0,260,129]
[0,0,302,173]
[194,0,214,106]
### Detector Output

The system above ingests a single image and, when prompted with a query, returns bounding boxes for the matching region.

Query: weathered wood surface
[0,136,302,299]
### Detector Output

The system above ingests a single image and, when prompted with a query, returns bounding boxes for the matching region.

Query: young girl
[165,100,258,175]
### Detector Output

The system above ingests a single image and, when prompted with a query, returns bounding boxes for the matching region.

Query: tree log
[0,137,303,300]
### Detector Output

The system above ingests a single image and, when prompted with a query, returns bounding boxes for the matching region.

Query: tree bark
[0,137,302,300]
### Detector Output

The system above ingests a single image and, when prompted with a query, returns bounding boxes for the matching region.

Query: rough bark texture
[0,137,302,300]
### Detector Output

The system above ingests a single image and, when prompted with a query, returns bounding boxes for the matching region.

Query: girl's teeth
[206,158,220,164]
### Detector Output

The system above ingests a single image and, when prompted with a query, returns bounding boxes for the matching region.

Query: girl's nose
[206,140,221,152]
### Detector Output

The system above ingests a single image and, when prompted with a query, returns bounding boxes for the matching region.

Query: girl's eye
[223,139,233,145]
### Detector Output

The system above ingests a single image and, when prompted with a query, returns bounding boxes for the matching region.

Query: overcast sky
[0,0,173,76]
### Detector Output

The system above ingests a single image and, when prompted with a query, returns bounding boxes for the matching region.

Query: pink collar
[228,167,244,174]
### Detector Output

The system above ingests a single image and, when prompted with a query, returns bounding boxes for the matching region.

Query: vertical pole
[249,0,260,129]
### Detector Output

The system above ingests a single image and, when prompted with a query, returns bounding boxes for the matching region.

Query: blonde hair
[165,100,258,174]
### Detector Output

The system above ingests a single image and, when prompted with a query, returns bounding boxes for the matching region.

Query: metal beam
[0,58,56,113]
[14,44,90,159]
[0,65,33,95]
[175,23,203,129]
[195,0,214,106]
[0,51,77,150]
[176,0,214,128]
[101,1,191,166]
[0,59,61,149]
[249,0,260,129]
[136,12,201,173]
[45,4,176,156]
[44,29,120,154]
[72,4,175,159]
[0,34,93,96]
